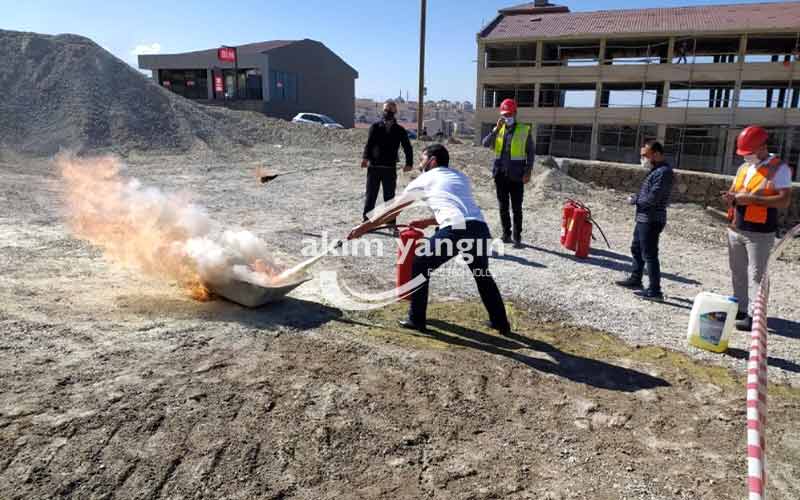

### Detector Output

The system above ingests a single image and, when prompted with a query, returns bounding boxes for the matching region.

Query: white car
[291,113,344,129]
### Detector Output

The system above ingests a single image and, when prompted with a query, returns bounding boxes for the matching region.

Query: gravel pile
[0,29,367,156]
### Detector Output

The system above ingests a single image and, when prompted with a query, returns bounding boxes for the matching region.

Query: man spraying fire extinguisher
[722,125,793,331]
[481,98,534,248]
[347,144,511,335]
[615,141,673,302]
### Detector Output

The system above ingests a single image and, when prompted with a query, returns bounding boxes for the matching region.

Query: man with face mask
[347,144,511,335]
[481,99,534,248]
[616,141,673,301]
[361,100,414,226]
[722,126,793,331]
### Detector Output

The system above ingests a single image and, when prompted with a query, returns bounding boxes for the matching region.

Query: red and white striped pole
[745,224,800,500]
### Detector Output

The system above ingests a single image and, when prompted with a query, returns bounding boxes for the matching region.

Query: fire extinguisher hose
[565,198,611,249]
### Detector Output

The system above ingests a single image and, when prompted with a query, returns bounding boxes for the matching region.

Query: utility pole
[417,0,426,137]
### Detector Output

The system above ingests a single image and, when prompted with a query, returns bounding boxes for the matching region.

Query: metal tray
[209,275,311,308]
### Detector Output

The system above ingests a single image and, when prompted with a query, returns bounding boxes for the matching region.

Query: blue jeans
[408,221,509,329]
[630,221,665,293]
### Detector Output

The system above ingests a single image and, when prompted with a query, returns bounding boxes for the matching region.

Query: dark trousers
[363,167,397,221]
[630,221,666,293]
[494,173,524,239]
[408,221,509,329]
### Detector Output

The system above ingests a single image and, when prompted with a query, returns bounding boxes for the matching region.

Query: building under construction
[476,1,800,177]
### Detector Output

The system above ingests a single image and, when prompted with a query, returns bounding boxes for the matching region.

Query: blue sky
[0,0,786,103]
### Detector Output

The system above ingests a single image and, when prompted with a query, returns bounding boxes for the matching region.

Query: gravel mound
[0,29,366,156]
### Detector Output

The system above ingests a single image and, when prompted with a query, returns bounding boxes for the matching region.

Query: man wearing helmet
[722,126,793,331]
[481,98,534,248]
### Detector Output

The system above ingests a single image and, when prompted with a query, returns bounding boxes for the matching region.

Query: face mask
[504,116,515,126]
[383,111,395,121]
[641,157,652,169]
[744,154,760,165]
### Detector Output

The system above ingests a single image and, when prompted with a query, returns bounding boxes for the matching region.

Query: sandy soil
[1,142,799,500]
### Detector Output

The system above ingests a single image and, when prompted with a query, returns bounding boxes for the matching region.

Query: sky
[0,0,789,103]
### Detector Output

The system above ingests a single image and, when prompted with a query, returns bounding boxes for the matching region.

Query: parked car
[292,113,344,129]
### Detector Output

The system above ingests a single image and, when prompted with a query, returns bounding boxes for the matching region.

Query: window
[159,69,208,100]
[269,70,298,103]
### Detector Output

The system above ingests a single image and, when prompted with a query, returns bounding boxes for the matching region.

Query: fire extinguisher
[561,200,577,247]
[397,226,425,300]
[562,199,611,258]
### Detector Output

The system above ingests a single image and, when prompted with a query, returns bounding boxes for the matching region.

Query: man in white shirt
[722,125,793,331]
[347,144,511,335]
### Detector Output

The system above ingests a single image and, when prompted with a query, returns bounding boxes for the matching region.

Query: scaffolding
[484,34,800,176]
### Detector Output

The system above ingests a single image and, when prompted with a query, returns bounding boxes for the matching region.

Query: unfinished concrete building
[476,1,800,177]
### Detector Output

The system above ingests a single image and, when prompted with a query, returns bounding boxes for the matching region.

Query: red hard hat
[499,98,517,115]
[736,126,769,156]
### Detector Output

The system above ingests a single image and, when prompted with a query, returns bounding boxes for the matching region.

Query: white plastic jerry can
[687,292,739,353]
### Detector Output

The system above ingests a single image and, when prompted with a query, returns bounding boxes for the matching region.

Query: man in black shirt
[361,100,413,223]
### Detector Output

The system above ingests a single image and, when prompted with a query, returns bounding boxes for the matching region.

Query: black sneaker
[484,320,512,336]
[615,276,643,289]
[634,289,664,302]
[512,238,523,249]
[735,311,748,321]
[501,234,512,244]
[398,319,427,333]
[735,315,753,332]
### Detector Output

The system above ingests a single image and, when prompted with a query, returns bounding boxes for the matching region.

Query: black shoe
[736,315,753,332]
[634,289,664,302]
[484,320,512,336]
[512,237,523,249]
[615,276,643,289]
[501,234,512,244]
[398,319,427,332]
[735,311,748,321]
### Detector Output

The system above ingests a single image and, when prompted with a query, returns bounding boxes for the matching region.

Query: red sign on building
[217,47,236,62]
[214,75,224,93]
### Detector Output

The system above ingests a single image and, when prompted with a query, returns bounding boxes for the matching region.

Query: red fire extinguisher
[561,199,610,259]
[561,200,577,246]
[397,226,424,300]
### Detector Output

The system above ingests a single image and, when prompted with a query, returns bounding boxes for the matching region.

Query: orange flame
[57,154,284,300]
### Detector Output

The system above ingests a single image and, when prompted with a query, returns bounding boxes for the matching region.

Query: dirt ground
[1,143,799,500]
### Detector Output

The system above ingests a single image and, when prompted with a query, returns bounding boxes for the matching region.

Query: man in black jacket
[616,141,674,301]
[361,100,413,223]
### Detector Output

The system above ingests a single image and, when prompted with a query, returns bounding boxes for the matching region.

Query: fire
[57,153,286,299]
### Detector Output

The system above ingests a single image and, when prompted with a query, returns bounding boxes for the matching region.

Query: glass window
[269,70,298,103]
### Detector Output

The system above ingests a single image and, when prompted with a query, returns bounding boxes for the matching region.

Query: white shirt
[403,167,485,227]
[743,154,793,190]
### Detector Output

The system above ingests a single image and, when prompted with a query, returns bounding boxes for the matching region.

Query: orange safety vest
[727,156,782,225]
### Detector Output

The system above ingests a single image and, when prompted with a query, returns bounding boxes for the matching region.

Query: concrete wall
[560,158,800,228]
[264,40,357,128]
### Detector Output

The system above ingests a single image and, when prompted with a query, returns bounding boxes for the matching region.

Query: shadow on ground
[423,319,670,392]
[724,347,800,374]
[114,293,342,331]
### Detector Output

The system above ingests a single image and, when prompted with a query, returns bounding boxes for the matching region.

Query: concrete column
[667,37,675,63]
[715,129,728,173]
[657,124,667,144]
[723,129,738,174]
[475,39,485,144]
[590,123,599,160]
[594,82,603,108]
[536,41,543,68]
[534,82,541,108]
[151,70,158,82]
[206,69,214,100]
[598,38,607,64]
[662,81,671,108]
[732,34,748,109]
[738,34,748,64]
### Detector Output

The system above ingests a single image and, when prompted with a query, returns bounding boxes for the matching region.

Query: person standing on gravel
[616,141,673,302]
[347,144,512,336]
[361,100,413,225]
[722,126,793,331]
[481,98,533,249]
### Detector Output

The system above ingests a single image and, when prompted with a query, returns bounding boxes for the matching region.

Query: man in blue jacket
[616,141,674,301]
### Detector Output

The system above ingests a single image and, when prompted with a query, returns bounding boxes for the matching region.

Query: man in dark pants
[481,98,534,248]
[361,100,413,223]
[347,144,511,335]
[616,141,674,301]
